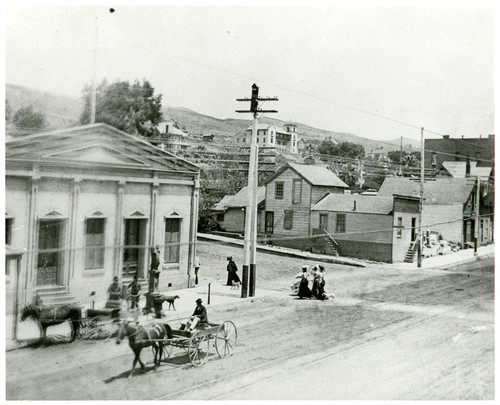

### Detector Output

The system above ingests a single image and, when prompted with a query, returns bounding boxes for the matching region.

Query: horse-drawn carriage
[116,319,238,376]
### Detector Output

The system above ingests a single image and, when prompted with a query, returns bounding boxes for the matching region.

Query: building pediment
[43,145,149,166]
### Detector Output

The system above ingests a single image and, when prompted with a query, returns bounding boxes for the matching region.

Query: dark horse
[20,304,82,343]
[116,320,173,378]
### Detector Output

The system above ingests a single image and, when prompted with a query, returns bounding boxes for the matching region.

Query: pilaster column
[114,181,125,279]
[68,178,81,281]
[25,167,40,304]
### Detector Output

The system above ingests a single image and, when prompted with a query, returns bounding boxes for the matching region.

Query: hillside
[6,83,418,151]
[6,84,83,130]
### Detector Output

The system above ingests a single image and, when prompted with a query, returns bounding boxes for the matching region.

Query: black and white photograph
[2,1,496,401]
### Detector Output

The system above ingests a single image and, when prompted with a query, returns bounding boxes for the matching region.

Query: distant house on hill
[211,187,266,234]
[149,120,190,153]
[311,193,420,262]
[233,122,298,154]
[264,163,349,250]
[378,177,488,246]
[5,123,200,320]
[202,134,215,142]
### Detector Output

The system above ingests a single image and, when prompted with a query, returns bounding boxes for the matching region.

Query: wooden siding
[265,168,312,236]
[311,211,393,243]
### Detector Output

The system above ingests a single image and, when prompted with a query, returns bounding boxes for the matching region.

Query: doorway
[411,217,417,242]
[265,211,274,234]
[37,220,65,286]
[123,219,147,279]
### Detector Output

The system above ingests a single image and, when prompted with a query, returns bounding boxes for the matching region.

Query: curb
[198,234,365,268]
[434,252,495,270]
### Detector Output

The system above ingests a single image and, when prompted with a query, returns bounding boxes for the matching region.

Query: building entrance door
[265,211,274,234]
[123,219,147,279]
[411,217,417,242]
[37,220,65,286]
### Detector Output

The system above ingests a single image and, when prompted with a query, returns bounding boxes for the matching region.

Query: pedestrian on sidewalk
[149,245,161,293]
[128,275,141,310]
[194,256,201,285]
[297,265,312,299]
[226,256,240,286]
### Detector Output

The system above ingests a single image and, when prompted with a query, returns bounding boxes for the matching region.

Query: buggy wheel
[215,321,237,358]
[188,331,209,367]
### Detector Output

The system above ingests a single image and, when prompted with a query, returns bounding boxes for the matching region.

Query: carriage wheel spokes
[188,331,209,367]
[215,321,237,358]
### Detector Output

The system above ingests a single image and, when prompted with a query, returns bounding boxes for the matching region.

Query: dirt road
[6,243,494,400]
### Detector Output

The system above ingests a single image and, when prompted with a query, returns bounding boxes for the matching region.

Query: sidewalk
[6,242,494,352]
[385,243,495,270]
[6,282,282,352]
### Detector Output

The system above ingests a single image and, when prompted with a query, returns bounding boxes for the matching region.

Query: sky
[2,2,496,142]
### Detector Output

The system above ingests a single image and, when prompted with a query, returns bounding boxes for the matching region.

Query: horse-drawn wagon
[162,321,238,366]
[116,319,237,376]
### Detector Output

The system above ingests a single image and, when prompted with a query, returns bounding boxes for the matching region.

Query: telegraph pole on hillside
[474,175,480,256]
[236,84,278,297]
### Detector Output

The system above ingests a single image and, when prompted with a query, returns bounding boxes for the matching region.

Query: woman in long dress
[297,266,312,299]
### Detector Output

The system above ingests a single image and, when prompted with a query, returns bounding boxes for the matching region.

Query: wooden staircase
[404,239,419,263]
[35,286,79,307]
[324,235,339,256]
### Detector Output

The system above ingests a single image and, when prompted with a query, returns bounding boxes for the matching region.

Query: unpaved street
[6,243,494,400]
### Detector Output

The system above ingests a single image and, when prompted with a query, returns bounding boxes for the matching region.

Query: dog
[164,295,180,310]
[231,280,241,290]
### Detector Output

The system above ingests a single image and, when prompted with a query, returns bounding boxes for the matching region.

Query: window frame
[284,210,294,230]
[396,217,403,238]
[5,216,13,246]
[292,179,302,204]
[84,217,106,270]
[336,213,346,233]
[216,213,224,222]
[164,217,182,264]
[275,182,284,199]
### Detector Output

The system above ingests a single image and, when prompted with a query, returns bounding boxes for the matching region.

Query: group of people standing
[295,264,332,300]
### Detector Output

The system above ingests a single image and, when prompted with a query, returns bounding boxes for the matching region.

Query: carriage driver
[185,298,208,331]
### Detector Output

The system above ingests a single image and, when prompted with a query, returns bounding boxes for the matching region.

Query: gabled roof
[440,161,493,179]
[312,193,394,215]
[6,123,199,173]
[225,186,266,208]
[378,177,475,204]
[245,123,274,131]
[212,195,234,211]
[266,163,349,188]
[157,121,187,136]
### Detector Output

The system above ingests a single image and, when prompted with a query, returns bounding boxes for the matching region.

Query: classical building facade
[5,124,200,313]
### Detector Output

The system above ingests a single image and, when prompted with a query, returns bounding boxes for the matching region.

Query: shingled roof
[441,161,493,179]
[312,193,394,215]
[378,177,475,204]
[266,163,349,188]
[214,186,266,210]
[6,123,199,173]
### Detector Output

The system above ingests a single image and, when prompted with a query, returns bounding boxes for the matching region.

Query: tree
[80,79,163,136]
[5,99,12,122]
[13,105,46,129]
[317,140,364,159]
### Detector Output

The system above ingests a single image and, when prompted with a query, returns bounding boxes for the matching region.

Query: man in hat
[226,256,240,286]
[108,276,122,301]
[186,298,208,331]
[149,245,162,292]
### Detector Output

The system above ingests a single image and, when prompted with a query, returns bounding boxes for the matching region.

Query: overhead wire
[9,10,495,144]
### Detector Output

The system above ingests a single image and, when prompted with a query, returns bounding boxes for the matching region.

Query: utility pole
[399,136,403,176]
[357,159,364,189]
[90,17,98,124]
[417,127,424,268]
[236,84,278,297]
[474,175,480,256]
